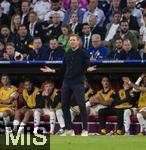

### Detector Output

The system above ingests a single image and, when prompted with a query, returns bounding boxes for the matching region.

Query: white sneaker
[81,130,88,136]
[60,130,75,136]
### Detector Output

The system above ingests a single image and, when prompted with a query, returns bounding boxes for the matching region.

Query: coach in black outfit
[41,34,96,136]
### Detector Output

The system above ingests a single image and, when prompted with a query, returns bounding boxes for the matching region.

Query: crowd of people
[0,0,146,61]
[0,73,146,136]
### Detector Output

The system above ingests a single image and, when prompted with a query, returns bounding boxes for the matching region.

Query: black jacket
[57,48,90,84]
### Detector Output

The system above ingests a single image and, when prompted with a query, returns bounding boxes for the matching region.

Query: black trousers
[98,108,124,130]
[61,82,87,130]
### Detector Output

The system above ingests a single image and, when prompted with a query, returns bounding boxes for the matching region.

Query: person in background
[10,14,21,35]
[0,25,15,44]
[69,12,82,36]
[122,39,141,60]
[88,34,109,60]
[44,0,65,22]
[83,0,105,27]
[47,38,65,61]
[82,23,92,50]
[88,15,104,40]
[108,38,125,60]
[63,0,85,24]
[58,24,72,52]
[33,0,51,21]
[15,25,32,57]
[2,42,24,61]
[27,37,47,61]
[21,1,30,25]
[122,7,140,32]
[34,80,65,135]
[27,11,43,38]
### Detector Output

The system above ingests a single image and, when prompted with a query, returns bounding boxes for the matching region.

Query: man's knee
[124,109,131,117]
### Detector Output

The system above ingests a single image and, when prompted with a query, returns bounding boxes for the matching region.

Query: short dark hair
[23,78,33,84]
[44,80,55,85]
[120,19,128,25]
[18,25,27,30]
[0,25,9,30]
[33,37,42,42]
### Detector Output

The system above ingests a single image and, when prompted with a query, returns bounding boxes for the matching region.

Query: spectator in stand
[104,11,121,45]
[27,11,43,38]
[47,38,65,61]
[88,34,109,60]
[88,15,105,40]
[112,20,138,51]
[43,13,62,43]
[122,39,141,60]
[2,42,23,61]
[83,0,105,27]
[20,1,30,25]
[63,0,85,24]
[10,14,21,35]
[58,24,72,52]
[0,6,10,26]
[107,0,122,22]
[15,25,32,57]
[127,0,143,27]
[122,7,140,31]
[108,38,125,60]
[9,0,21,18]
[44,0,66,22]
[0,25,16,44]
[82,23,92,50]
[27,37,47,61]
[33,0,51,21]
[69,12,82,36]
[139,10,146,58]
[0,0,10,15]
[0,40,5,59]
[140,10,146,43]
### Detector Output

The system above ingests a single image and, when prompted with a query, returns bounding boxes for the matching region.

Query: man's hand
[87,65,96,72]
[122,77,131,84]
[40,66,55,73]
[140,73,146,79]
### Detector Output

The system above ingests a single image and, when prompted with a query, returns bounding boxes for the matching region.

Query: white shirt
[71,22,78,33]
[132,7,143,27]
[33,0,51,21]
[105,23,119,41]
[83,7,105,27]
[44,9,66,22]
[1,0,10,14]
[21,14,27,24]
[140,23,146,42]
[29,22,36,37]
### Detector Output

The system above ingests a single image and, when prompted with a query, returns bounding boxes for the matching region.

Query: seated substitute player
[33,80,65,135]
[0,74,18,133]
[97,77,136,135]
[70,79,95,122]
[123,74,145,135]
[123,76,146,135]
[13,79,40,134]
[85,77,115,120]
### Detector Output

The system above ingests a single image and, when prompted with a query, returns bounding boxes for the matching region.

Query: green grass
[50,136,146,150]
[0,134,146,150]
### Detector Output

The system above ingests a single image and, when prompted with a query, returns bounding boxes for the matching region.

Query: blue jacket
[88,45,109,59]
[63,8,85,24]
